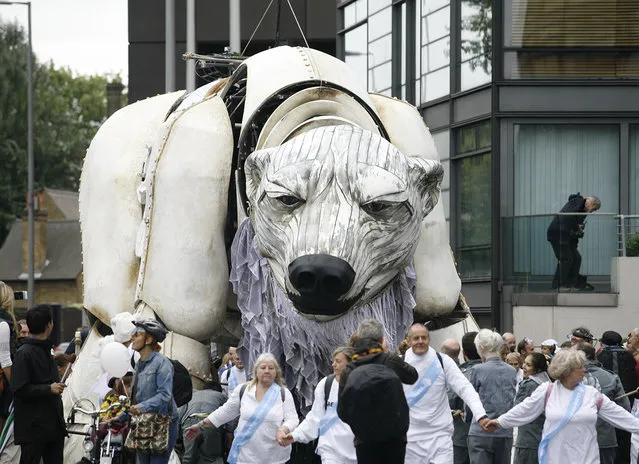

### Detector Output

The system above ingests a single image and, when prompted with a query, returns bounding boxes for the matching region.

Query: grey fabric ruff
[230,218,417,409]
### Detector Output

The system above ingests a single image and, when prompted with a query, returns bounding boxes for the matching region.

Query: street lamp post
[0,1,34,307]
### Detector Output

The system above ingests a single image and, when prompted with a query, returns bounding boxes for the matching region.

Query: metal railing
[500,212,639,291]
[618,215,639,257]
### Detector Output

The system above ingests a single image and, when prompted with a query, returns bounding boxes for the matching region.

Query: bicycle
[68,395,131,464]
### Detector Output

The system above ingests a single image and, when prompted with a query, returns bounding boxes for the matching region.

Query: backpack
[324,374,335,409]
[171,359,193,407]
[597,346,637,397]
[337,362,409,442]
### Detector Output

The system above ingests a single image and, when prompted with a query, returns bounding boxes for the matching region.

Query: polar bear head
[244,125,443,318]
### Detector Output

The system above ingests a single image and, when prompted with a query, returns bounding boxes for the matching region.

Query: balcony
[502,213,639,342]
[502,213,639,295]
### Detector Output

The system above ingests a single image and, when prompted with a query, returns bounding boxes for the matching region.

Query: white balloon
[100,342,131,378]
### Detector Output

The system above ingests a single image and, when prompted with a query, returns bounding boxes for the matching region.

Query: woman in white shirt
[485,349,639,464]
[0,283,18,422]
[282,346,356,464]
[185,352,299,464]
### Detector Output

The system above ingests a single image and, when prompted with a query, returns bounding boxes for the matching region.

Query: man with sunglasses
[570,327,596,346]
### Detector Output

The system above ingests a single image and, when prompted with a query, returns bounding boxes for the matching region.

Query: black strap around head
[573,331,594,342]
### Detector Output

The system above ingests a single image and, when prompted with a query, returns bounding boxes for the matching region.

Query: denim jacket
[132,351,178,419]
[468,357,517,438]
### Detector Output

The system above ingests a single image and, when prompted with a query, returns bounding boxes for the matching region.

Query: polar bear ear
[407,157,444,218]
[244,149,273,206]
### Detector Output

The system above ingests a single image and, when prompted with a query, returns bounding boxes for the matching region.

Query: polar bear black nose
[288,254,356,316]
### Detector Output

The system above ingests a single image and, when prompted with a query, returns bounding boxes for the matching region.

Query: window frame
[453,119,493,281]
[502,0,639,81]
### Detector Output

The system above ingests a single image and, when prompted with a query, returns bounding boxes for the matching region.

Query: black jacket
[597,346,637,399]
[339,338,418,390]
[10,337,66,444]
[547,194,587,243]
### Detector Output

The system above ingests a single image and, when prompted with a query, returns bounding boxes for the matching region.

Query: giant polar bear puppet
[66,47,478,430]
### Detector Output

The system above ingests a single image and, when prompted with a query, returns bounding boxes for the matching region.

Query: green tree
[0,19,112,244]
[461,0,492,73]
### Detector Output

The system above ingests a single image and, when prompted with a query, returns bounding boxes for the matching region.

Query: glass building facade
[337,0,639,330]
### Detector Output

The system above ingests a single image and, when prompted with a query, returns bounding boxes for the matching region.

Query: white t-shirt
[499,381,639,464]
[0,321,12,369]
[209,383,299,464]
[403,347,486,443]
[292,376,357,462]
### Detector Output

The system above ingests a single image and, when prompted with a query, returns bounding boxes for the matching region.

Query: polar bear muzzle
[288,253,357,316]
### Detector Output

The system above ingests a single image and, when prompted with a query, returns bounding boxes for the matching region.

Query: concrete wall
[513,257,639,342]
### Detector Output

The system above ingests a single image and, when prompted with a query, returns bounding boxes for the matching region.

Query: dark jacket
[597,346,637,400]
[585,360,630,448]
[547,194,587,243]
[339,338,418,390]
[514,376,547,449]
[451,358,481,447]
[11,337,66,444]
[338,338,417,445]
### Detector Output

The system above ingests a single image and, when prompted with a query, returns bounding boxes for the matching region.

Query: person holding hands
[185,353,298,464]
[279,347,357,463]
[484,349,639,463]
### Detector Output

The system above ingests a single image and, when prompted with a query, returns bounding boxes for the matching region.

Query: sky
[0,0,128,81]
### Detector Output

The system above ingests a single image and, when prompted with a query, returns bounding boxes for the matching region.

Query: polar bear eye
[362,201,392,214]
[276,195,303,207]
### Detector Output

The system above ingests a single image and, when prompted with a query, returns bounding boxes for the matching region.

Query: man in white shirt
[404,324,489,464]
[221,352,247,396]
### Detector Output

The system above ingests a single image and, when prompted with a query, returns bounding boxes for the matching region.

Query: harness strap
[239,383,285,402]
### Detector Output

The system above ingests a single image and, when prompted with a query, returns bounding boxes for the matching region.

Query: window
[512,124,619,277]
[399,1,407,99]
[417,1,450,103]
[505,0,639,79]
[344,24,369,87]
[455,121,491,279]
[369,0,391,15]
[432,130,451,222]
[461,0,492,90]
[340,0,394,95]
[368,6,393,94]
[340,0,369,88]
[342,0,367,29]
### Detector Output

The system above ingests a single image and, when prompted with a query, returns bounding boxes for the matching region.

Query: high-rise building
[337,0,639,331]
[127,0,336,102]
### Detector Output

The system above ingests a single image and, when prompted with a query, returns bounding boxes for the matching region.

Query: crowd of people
[182,322,639,464]
[5,277,639,464]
